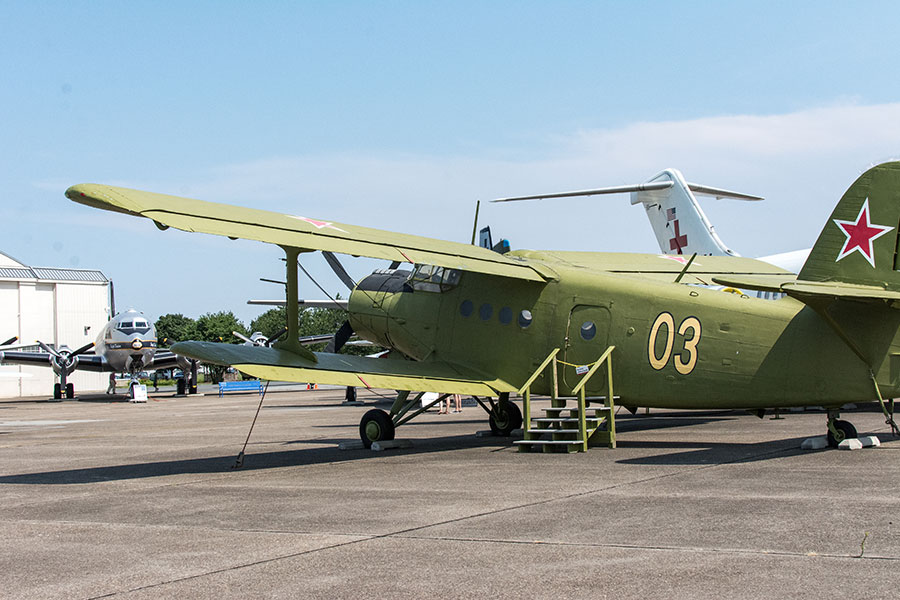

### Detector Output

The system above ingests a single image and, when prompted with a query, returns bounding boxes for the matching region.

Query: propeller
[322,251,356,291]
[36,340,95,399]
[233,331,270,347]
[325,320,355,354]
[1,336,17,347]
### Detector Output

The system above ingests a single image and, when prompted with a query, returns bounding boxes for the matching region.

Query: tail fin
[631,169,741,257]
[798,162,900,288]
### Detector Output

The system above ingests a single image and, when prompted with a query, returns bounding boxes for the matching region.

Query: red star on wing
[833,198,894,268]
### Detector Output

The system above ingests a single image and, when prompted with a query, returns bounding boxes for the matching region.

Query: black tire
[489,401,523,436]
[359,409,395,448]
[53,383,62,400]
[827,419,858,448]
[176,378,186,395]
[65,383,74,399]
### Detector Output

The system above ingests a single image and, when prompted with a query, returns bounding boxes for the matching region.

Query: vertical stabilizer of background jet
[631,169,738,257]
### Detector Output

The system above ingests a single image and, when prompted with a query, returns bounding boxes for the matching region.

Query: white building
[0,251,111,398]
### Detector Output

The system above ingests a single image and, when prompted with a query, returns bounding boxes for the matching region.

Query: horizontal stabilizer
[713,274,900,304]
[170,341,516,396]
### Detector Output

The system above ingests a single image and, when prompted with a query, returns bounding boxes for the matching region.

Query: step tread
[514,439,585,445]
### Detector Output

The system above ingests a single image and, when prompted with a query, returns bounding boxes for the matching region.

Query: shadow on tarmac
[0,433,507,485]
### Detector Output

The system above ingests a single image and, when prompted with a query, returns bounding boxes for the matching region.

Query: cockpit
[408,264,462,293]
[116,319,152,335]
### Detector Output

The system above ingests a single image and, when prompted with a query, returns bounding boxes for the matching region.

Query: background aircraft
[493,168,811,273]
[0,309,193,399]
[68,163,900,450]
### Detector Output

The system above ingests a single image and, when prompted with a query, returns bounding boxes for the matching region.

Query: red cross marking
[669,219,688,254]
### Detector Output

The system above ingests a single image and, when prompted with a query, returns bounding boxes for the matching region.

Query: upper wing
[67,184,550,283]
[171,341,516,396]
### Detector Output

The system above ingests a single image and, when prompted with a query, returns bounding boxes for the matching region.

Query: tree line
[155,305,372,382]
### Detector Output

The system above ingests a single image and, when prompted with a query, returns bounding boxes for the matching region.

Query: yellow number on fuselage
[648,313,702,375]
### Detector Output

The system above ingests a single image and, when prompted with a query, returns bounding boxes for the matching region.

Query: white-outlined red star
[833,198,894,268]
[289,215,347,233]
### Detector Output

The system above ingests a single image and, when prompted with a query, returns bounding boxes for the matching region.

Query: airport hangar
[0,251,111,398]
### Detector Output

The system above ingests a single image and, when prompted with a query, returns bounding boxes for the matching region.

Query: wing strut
[274,247,317,363]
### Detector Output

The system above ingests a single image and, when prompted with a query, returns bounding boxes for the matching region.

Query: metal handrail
[518,348,560,436]
[571,346,616,451]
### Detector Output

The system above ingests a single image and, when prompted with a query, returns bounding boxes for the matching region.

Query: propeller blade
[325,320,354,354]
[37,340,60,358]
[73,342,95,356]
[267,327,288,346]
[233,331,253,344]
[322,251,356,291]
[1,336,17,346]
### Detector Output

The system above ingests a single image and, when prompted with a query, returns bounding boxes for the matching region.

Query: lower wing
[171,341,515,396]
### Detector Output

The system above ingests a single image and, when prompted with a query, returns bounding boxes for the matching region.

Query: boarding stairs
[514,346,617,453]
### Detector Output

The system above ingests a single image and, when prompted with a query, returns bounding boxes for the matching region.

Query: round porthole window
[460,300,474,317]
[518,309,533,328]
[479,303,493,320]
[580,321,597,341]
[499,306,513,325]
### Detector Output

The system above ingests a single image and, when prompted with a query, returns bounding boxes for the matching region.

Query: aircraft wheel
[66,383,74,399]
[360,409,395,448]
[827,419,858,448]
[53,383,62,400]
[489,401,523,436]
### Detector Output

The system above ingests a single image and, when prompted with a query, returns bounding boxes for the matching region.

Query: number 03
[648,313,702,375]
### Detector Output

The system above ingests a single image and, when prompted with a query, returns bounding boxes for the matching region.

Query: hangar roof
[0,251,108,283]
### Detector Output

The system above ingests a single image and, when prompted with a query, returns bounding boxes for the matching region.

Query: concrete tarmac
[0,387,897,599]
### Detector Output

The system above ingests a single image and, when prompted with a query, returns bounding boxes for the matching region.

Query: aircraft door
[563,305,611,390]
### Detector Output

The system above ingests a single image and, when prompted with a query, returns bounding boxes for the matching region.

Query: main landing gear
[53,382,75,400]
[487,393,523,436]
[355,391,524,448]
[826,409,858,448]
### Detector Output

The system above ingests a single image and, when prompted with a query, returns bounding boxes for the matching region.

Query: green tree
[195,310,248,343]
[155,313,198,346]
[249,307,287,339]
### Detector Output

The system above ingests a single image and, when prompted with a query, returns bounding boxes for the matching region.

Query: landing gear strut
[826,409,858,448]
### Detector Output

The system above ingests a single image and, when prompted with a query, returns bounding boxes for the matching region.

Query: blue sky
[4,1,900,327]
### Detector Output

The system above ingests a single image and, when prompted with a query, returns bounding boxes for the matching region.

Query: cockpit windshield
[408,264,462,293]
[117,319,152,335]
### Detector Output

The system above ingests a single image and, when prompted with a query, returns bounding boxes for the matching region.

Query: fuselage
[93,309,159,374]
[349,251,900,409]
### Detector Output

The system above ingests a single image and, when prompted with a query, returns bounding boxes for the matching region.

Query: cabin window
[518,309,533,328]
[479,303,493,320]
[580,321,597,341]
[499,306,513,325]
[460,300,474,317]
[409,264,462,292]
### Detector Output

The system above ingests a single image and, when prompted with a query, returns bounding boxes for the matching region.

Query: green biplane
[67,162,900,449]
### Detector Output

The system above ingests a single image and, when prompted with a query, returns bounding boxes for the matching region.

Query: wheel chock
[371,439,413,451]
[859,435,881,448]
[800,436,828,450]
[838,438,863,450]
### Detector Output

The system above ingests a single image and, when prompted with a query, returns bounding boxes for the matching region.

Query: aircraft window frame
[409,264,462,293]
[518,309,533,329]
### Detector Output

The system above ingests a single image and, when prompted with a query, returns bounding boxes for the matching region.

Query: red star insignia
[290,215,347,233]
[833,198,894,268]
